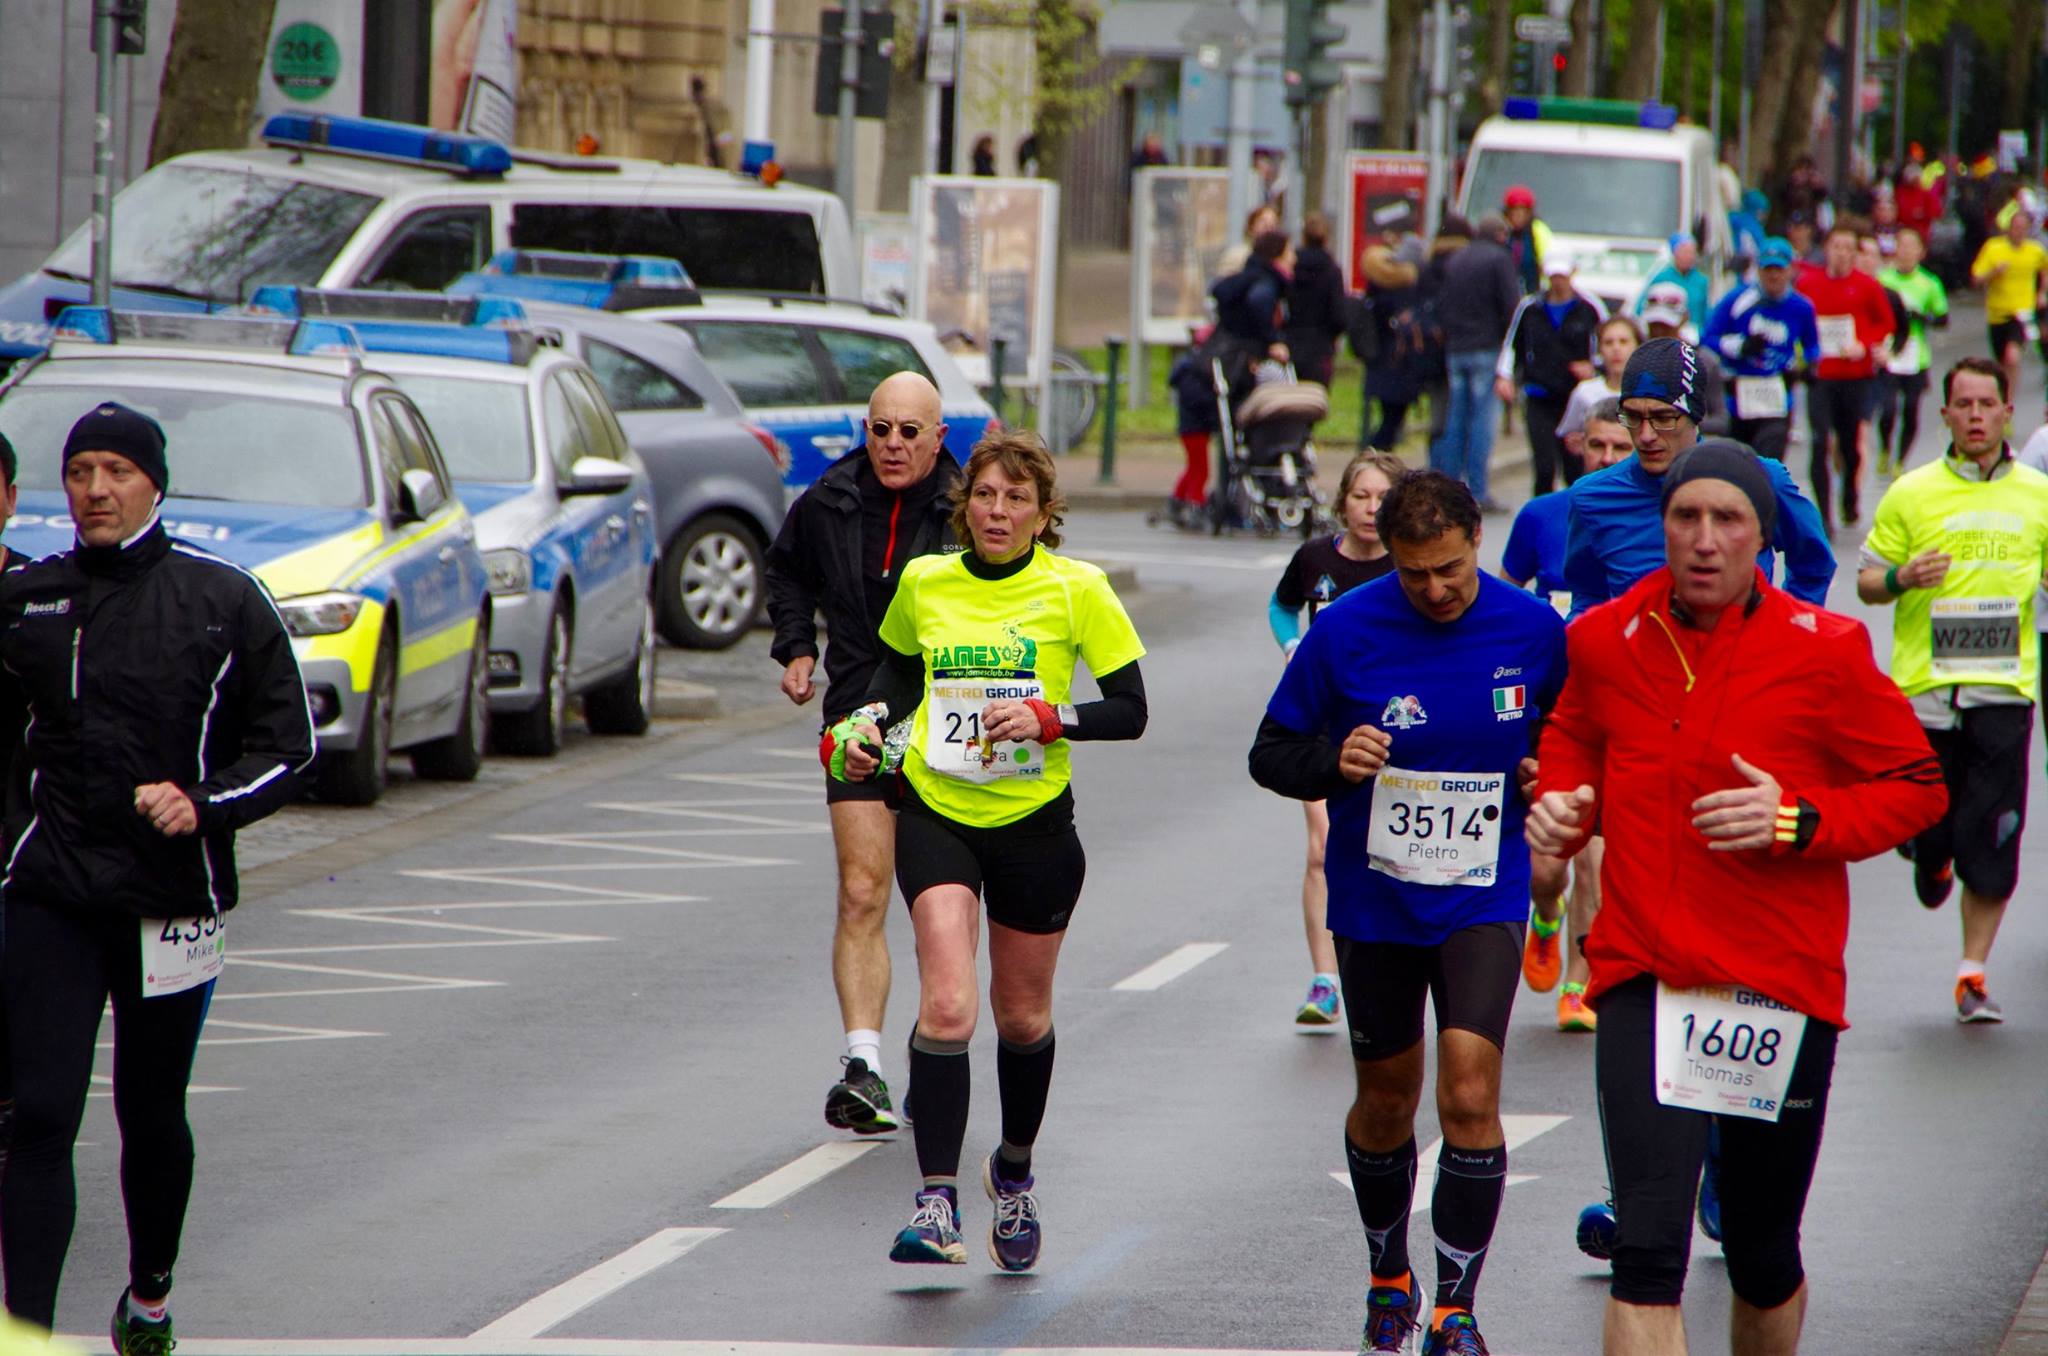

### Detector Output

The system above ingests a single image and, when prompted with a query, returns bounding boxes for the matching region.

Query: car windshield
[512,204,826,294]
[44,164,379,303]
[389,374,534,483]
[0,383,367,506]
[1463,148,1683,240]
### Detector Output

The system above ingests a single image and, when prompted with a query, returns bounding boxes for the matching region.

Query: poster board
[909,176,1060,389]
[432,0,521,139]
[1343,152,1430,292]
[858,214,914,315]
[1130,167,1234,346]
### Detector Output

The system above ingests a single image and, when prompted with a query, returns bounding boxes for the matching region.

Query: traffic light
[1282,0,1347,108]
[91,0,146,56]
[1511,38,1535,96]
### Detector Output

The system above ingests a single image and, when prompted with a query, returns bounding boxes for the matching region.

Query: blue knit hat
[1619,337,1703,425]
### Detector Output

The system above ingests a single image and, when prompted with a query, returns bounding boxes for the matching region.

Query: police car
[0,308,493,806]
[0,113,857,375]
[249,288,661,757]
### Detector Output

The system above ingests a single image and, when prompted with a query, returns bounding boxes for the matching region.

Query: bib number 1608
[1678,1013,1783,1067]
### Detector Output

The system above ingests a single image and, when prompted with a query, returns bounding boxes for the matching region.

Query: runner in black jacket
[0,402,314,1351]
[766,371,963,1135]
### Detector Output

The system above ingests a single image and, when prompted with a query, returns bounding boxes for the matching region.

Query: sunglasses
[1618,408,1689,433]
[866,419,927,441]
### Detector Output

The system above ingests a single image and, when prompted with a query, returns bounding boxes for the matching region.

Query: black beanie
[1660,438,1778,541]
[1620,337,1704,425]
[63,402,167,495]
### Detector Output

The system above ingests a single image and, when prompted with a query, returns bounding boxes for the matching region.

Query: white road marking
[712,1141,883,1209]
[1112,942,1230,991]
[668,770,819,793]
[219,958,502,1002]
[760,747,819,759]
[87,1343,1346,1356]
[468,1228,729,1341]
[90,1073,238,1097]
[1328,1114,1571,1214]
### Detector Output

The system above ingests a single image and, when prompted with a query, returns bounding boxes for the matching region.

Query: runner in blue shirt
[1250,471,1566,1356]
[1502,397,1636,615]
[1699,238,1822,461]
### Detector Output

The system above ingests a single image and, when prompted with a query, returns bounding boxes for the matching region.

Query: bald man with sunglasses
[768,371,965,1134]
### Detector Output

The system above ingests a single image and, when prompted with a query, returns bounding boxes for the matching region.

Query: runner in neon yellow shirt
[1970,205,2048,404]
[1877,226,1949,474]
[1858,357,2048,1024]
[835,432,1146,1271]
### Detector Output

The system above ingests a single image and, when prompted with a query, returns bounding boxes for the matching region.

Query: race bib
[1929,596,2021,678]
[1816,314,1856,358]
[928,679,1046,782]
[1733,375,1787,419]
[1654,982,1807,1122]
[142,914,226,998]
[1366,766,1504,887]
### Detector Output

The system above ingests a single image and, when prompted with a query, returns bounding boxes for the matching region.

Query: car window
[583,338,702,412]
[368,400,409,507]
[1462,148,1683,240]
[509,203,826,293]
[814,328,931,404]
[391,374,535,482]
[542,374,592,480]
[678,322,828,406]
[564,371,630,466]
[355,207,493,292]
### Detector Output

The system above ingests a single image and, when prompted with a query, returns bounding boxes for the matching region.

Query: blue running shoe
[1697,1124,1723,1242]
[889,1188,965,1264]
[1576,1200,1618,1261]
[1296,975,1341,1025]
[1420,1311,1489,1356]
[982,1153,1043,1271]
[1359,1280,1422,1353]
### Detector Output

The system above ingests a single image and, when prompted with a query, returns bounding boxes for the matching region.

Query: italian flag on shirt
[1494,685,1526,714]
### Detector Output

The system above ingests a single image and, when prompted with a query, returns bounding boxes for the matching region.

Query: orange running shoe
[1955,974,2003,1024]
[1558,981,1596,1032]
[1522,916,1562,992]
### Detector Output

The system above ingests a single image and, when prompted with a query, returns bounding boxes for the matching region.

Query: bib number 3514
[142,914,226,999]
[1365,766,1504,887]
[1653,982,1807,1122]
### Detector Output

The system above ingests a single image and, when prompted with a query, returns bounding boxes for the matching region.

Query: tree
[1381,0,1426,149]
[1481,0,1514,113]
[149,0,279,165]
[1563,0,1597,97]
[877,0,926,213]
[1611,0,1666,102]
[1746,0,1832,185]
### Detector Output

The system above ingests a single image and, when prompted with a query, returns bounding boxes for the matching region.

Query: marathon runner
[1701,237,1821,464]
[1500,398,1632,1031]
[767,371,963,1135]
[1857,357,2048,1023]
[1795,225,1897,532]
[1268,450,1407,1026]
[1969,201,2048,403]
[1564,338,1836,622]
[1528,440,1946,1356]
[1250,471,1566,1356]
[1875,228,1950,475]
[834,431,1146,1271]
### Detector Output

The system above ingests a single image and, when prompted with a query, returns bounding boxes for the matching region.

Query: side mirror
[560,455,635,498]
[397,467,446,522]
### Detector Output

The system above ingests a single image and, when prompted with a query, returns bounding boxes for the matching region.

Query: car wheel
[411,609,490,781]
[657,512,761,650]
[495,602,570,756]
[316,628,395,806]
[585,594,656,737]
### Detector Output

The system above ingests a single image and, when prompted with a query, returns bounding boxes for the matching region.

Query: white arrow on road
[1329,1113,1571,1213]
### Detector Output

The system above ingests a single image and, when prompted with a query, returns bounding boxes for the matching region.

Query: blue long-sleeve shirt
[1562,454,1836,620]
[1700,282,1822,378]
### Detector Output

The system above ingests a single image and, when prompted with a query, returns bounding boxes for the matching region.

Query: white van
[1457,99,1729,314]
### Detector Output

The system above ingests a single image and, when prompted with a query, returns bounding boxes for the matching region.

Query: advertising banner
[254,1,364,121]
[432,0,520,141]
[1344,152,1430,291]
[1131,167,1233,346]
[910,177,1059,389]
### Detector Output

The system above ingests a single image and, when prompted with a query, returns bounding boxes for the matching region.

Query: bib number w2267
[1365,767,1504,887]
[928,679,1046,782]
[1653,982,1807,1123]
[142,914,225,998]
[1929,597,2021,678]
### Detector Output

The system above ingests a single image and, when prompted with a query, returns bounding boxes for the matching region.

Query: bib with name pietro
[878,549,1144,829]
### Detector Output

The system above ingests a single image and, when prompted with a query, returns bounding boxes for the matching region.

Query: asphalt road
[41,313,2048,1355]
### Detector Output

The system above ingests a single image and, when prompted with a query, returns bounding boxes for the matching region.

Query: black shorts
[894,781,1086,934]
[1989,317,2028,358]
[1914,704,2032,900]
[825,769,898,804]
[1334,921,1523,1061]
[1595,974,1837,1309]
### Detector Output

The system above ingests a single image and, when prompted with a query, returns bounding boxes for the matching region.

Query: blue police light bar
[50,304,363,362]
[49,305,113,344]
[287,321,367,359]
[1502,97,1679,130]
[449,250,700,311]
[248,287,528,329]
[260,113,513,178]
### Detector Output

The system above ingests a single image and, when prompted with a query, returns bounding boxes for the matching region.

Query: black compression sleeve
[863,646,926,729]
[1062,660,1147,742]
[1248,712,1349,801]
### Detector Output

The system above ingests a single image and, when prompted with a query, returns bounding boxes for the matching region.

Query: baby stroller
[1209,359,1332,536]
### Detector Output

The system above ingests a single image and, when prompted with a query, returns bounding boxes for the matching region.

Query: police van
[1457,98,1732,315]
[0,114,857,374]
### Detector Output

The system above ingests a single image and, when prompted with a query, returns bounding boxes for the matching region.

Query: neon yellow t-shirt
[1866,457,2048,698]
[878,547,1145,827]
[1971,237,2048,324]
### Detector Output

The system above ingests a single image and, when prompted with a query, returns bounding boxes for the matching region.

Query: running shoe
[1420,1311,1489,1356]
[1557,981,1596,1032]
[110,1290,175,1356]
[1521,918,1561,993]
[982,1153,1043,1272]
[1956,974,2005,1024]
[1576,1200,1618,1261]
[889,1188,966,1264]
[1296,975,1341,1026]
[824,1056,901,1135]
[1359,1280,1423,1353]
[1914,856,1955,909]
[1697,1125,1723,1243]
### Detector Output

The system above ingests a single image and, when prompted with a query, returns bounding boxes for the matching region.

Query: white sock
[846,1029,883,1075]
[128,1293,168,1323]
[1957,960,1986,982]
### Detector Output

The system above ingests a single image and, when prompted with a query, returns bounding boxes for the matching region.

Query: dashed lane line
[711,1141,885,1210]
[468,1228,730,1342]
[1112,942,1230,991]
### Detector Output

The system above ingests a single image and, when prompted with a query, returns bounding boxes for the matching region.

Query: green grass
[1059,343,1379,453]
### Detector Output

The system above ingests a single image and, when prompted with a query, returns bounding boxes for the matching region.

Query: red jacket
[1795,266,1897,382]
[1537,570,1946,1028]
[1896,180,1943,240]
